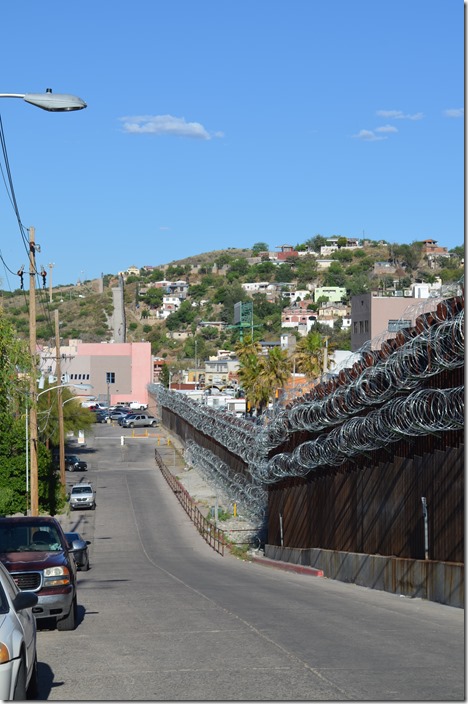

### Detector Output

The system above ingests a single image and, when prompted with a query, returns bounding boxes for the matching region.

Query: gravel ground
[157,432,262,550]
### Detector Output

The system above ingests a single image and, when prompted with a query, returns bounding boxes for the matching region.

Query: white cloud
[352,129,387,142]
[376,110,423,120]
[119,114,222,140]
[375,124,399,134]
[444,108,464,118]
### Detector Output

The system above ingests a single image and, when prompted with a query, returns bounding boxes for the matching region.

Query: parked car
[65,532,90,571]
[64,454,88,472]
[109,410,131,422]
[0,560,38,700]
[92,403,108,411]
[0,516,79,631]
[94,411,110,423]
[120,413,159,428]
[69,482,96,511]
[127,400,148,410]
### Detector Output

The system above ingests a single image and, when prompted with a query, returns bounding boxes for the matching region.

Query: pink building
[41,340,153,408]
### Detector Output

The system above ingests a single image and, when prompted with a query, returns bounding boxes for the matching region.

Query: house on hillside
[314,286,347,303]
[320,237,362,257]
[120,265,140,279]
[281,306,317,335]
[422,239,449,257]
[276,244,299,261]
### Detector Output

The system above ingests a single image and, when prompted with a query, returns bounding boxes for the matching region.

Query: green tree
[323,262,346,287]
[260,347,292,404]
[165,301,197,330]
[252,242,269,254]
[449,245,464,258]
[140,287,164,308]
[295,255,318,286]
[160,363,170,387]
[235,339,290,415]
[148,269,165,282]
[0,315,69,514]
[294,330,326,379]
[303,235,327,252]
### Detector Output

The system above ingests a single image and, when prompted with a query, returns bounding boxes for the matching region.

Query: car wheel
[57,596,77,631]
[13,655,27,700]
[83,554,90,571]
[26,654,38,699]
[129,423,134,428]
[151,421,157,427]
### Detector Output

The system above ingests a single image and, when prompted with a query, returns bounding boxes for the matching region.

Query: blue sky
[0,0,463,287]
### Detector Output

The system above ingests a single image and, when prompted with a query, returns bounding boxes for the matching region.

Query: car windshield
[67,456,79,462]
[71,486,92,495]
[0,524,62,552]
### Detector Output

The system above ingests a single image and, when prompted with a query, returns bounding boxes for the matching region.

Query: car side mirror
[71,539,87,551]
[13,591,38,611]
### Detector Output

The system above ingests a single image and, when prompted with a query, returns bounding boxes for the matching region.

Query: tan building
[351,293,433,351]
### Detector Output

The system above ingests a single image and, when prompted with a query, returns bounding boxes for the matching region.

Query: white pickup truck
[127,400,148,410]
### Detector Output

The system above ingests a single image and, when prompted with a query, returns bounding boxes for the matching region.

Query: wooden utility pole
[29,227,39,516]
[55,310,66,488]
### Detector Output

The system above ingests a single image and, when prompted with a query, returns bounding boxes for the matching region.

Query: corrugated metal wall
[267,436,464,562]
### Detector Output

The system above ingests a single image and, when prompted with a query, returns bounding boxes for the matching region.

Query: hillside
[0,238,463,367]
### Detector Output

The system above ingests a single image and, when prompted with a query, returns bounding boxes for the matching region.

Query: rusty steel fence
[154,449,225,556]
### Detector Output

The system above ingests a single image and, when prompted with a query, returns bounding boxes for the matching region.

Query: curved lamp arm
[0,88,87,112]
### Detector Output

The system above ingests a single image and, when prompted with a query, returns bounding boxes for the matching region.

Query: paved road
[36,425,465,700]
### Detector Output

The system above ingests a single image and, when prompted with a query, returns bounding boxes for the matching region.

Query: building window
[106,372,115,384]
[388,319,411,332]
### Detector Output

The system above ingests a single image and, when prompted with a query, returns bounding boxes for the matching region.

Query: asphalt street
[35,424,465,701]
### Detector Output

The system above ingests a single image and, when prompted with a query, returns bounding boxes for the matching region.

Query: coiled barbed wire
[149,295,464,487]
[184,441,267,520]
[256,306,464,450]
[257,386,463,483]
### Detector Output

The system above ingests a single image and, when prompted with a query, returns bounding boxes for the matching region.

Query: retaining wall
[264,544,464,608]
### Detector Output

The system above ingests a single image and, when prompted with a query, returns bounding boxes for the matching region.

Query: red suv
[0,516,79,631]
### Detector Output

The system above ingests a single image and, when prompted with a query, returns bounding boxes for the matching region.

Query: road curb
[250,554,324,577]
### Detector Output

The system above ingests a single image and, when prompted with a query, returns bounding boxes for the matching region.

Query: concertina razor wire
[149,295,463,496]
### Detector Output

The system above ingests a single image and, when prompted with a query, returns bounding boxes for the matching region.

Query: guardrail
[155,449,225,556]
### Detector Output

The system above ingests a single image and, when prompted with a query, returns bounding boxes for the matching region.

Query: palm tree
[259,347,292,406]
[235,335,261,362]
[236,351,263,415]
[237,344,291,415]
[294,330,326,379]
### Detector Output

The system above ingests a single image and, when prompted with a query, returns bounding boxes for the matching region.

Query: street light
[0,87,87,515]
[0,88,87,112]
[38,382,93,493]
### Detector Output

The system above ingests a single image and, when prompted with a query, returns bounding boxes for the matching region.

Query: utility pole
[48,262,54,303]
[323,337,329,374]
[55,310,66,489]
[29,227,39,516]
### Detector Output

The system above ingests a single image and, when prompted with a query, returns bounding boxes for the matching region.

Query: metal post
[55,310,65,488]
[421,497,429,560]
[279,513,284,547]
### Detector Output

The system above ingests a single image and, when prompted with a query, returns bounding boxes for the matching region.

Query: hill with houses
[0,235,463,371]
